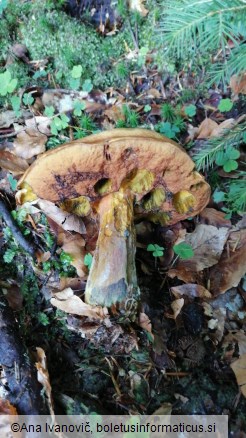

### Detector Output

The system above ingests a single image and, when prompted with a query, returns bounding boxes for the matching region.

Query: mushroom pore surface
[18,129,210,309]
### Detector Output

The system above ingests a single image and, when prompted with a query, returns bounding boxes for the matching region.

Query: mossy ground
[0,0,160,90]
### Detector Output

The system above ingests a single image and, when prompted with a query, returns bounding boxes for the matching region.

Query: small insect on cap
[18,128,210,224]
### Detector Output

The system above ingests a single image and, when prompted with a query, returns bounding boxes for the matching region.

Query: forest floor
[0,1,246,436]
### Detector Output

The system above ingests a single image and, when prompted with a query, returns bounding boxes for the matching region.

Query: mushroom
[18,128,210,311]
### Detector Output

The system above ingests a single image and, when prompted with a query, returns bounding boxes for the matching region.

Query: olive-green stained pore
[94,178,112,195]
[173,190,195,214]
[146,212,170,225]
[60,196,91,216]
[142,187,166,210]
[122,169,155,194]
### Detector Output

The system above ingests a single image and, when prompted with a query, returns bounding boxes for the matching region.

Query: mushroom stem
[85,190,140,310]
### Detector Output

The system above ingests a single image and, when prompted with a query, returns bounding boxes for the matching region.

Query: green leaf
[33,70,47,80]
[71,65,83,79]
[69,77,80,90]
[153,250,163,257]
[223,159,238,172]
[226,147,240,160]
[215,151,226,166]
[3,248,16,263]
[147,244,155,252]
[218,98,233,112]
[84,253,93,270]
[0,71,17,96]
[10,95,21,117]
[23,93,34,106]
[158,121,179,139]
[7,174,18,191]
[213,191,226,203]
[73,100,86,116]
[173,242,194,259]
[44,106,55,117]
[60,113,69,128]
[147,243,164,257]
[144,104,151,113]
[82,79,93,92]
[184,104,196,117]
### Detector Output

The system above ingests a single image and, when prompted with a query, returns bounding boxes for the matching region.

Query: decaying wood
[0,294,48,414]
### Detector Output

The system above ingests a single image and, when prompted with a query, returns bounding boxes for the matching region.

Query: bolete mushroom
[18,128,210,311]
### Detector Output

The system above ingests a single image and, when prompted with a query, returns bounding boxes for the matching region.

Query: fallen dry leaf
[26,116,51,136]
[51,288,107,319]
[197,118,235,139]
[0,150,28,173]
[38,199,86,234]
[210,229,246,295]
[231,353,246,397]
[176,224,230,272]
[35,347,54,418]
[0,398,18,415]
[0,110,17,128]
[104,105,124,123]
[129,0,149,16]
[57,231,87,277]
[171,298,184,319]
[13,128,47,159]
[211,118,236,137]
[230,73,246,95]
[171,284,212,299]
[199,208,231,228]
[197,118,218,138]
[168,267,203,284]
[138,312,154,340]
[141,88,161,99]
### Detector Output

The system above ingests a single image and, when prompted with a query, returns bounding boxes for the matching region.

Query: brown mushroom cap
[18,128,210,225]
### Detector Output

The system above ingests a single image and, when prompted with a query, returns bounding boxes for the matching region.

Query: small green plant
[3,247,16,263]
[23,93,34,106]
[215,146,240,172]
[116,105,140,128]
[147,243,164,257]
[44,105,55,117]
[194,120,245,171]
[50,114,69,135]
[10,95,21,116]
[0,70,17,96]
[173,242,194,259]
[116,61,129,79]
[158,0,246,85]
[74,114,97,136]
[218,98,233,113]
[144,104,151,113]
[82,79,93,92]
[161,103,176,122]
[184,104,197,118]
[69,64,83,89]
[73,100,86,117]
[7,174,18,191]
[156,121,180,139]
[213,178,246,216]
[37,312,50,326]
[84,253,93,270]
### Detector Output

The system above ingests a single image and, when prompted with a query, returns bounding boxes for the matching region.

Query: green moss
[0,0,160,91]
